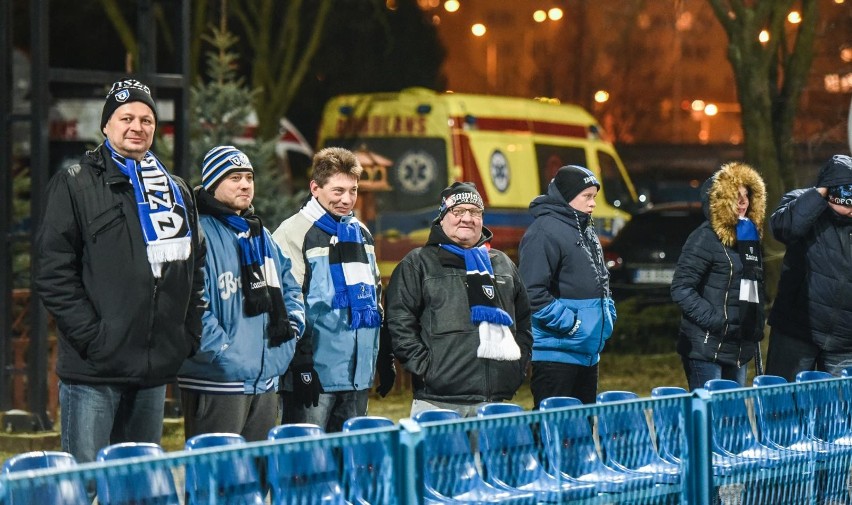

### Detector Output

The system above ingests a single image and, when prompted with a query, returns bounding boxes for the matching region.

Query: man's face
[102,101,155,161]
[440,204,484,248]
[311,172,359,217]
[213,171,254,212]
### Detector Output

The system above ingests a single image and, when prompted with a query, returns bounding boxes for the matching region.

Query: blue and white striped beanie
[201,145,254,192]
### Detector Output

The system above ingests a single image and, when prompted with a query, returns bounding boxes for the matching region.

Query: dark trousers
[530,360,599,409]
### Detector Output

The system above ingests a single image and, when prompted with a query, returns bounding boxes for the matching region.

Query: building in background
[417,0,851,146]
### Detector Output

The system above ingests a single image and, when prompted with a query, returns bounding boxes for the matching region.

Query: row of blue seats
[4,371,852,505]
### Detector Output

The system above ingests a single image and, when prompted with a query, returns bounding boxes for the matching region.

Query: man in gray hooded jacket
[766,154,852,380]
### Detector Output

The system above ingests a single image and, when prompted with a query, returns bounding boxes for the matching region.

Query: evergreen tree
[190,25,307,225]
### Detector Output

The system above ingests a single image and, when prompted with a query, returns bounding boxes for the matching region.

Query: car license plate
[633,268,675,284]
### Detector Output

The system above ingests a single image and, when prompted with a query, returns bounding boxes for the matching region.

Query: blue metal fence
[2,376,852,504]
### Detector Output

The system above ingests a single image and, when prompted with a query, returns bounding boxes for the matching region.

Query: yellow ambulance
[316,87,638,276]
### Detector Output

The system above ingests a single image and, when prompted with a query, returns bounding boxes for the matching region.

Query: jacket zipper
[147,277,160,379]
[713,247,734,363]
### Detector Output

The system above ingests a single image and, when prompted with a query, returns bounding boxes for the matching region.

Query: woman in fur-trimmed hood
[671,162,767,390]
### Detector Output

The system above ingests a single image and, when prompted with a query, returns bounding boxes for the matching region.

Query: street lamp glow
[594,90,610,103]
[704,103,718,116]
[471,23,486,37]
[548,8,563,21]
[691,99,706,112]
[444,0,460,13]
[533,10,547,22]
[787,11,802,24]
[759,30,770,44]
[841,47,852,63]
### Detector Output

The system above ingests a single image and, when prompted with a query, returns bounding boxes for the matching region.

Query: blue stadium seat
[649,386,688,464]
[705,379,810,503]
[1,451,88,505]
[341,416,397,505]
[267,423,347,505]
[794,371,852,444]
[475,402,596,503]
[538,396,656,495]
[412,409,536,504]
[96,442,180,505]
[595,391,681,485]
[184,432,264,505]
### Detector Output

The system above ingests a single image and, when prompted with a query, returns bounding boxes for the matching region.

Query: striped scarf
[197,190,295,347]
[301,198,381,329]
[439,243,520,361]
[105,140,191,278]
[736,217,762,341]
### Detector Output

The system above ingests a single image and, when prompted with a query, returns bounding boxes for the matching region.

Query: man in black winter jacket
[387,182,532,418]
[34,79,206,467]
[765,154,852,380]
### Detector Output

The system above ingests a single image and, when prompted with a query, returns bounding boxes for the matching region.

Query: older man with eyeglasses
[385,182,532,418]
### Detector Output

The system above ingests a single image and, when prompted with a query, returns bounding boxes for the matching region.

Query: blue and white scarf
[301,197,381,329]
[105,140,191,278]
[439,243,521,361]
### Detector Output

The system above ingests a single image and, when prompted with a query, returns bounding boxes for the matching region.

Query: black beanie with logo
[434,181,485,223]
[100,79,158,131]
[553,165,600,203]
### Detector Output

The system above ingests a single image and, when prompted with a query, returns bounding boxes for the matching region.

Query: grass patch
[2,351,690,465]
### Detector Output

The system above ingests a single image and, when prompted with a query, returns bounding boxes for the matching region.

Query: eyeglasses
[449,207,484,219]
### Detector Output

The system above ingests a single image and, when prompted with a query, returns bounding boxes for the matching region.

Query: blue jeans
[765,328,852,381]
[680,356,747,391]
[59,381,166,464]
[281,390,369,433]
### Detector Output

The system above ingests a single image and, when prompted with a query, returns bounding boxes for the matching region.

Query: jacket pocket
[87,203,125,243]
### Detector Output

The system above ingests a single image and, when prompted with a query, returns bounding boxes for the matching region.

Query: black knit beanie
[553,165,600,203]
[100,79,158,132]
[434,181,484,223]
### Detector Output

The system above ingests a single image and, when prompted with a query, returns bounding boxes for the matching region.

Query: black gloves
[376,356,396,398]
[375,322,396,398]
[290,363,323,408]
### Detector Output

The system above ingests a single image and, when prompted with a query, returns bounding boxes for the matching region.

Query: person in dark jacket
[387,182,532,418]
[519,165,616,407]
[34,79,206,466]
[671,162,767,390]
[765,154,852,380]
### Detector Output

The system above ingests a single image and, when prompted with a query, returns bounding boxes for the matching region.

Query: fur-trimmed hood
[700,162,766,247]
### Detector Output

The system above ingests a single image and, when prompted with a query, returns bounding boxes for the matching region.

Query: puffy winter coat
[34,144,206,385]
[386,225,532,404]
[769,154,852,351]
[671,162,766,366]
[518,183,616,367]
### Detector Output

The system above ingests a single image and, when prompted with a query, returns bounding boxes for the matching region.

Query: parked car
[605,202,705,301]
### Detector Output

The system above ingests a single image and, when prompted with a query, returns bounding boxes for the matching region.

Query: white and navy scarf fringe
[439,243,520,361]
[736,217,762,341]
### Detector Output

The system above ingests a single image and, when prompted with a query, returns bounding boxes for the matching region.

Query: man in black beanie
[387,181,532,417]
[518,165,617,407]
[766,154,852,380]
[34,77,205,475]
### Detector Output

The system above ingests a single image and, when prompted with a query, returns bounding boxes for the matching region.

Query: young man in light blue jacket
[178,146,306,442]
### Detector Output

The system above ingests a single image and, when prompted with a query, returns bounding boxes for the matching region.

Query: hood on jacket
[699,162,767,247]
[425,221,494,248]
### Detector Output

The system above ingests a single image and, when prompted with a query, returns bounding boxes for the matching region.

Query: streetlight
[444,0,459,13]
[787,11,802,24]
[471,23,486,36]
[533,10,547,22]
[759,30,770,44]
[548,8,563,21]
[594,90,610,103]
